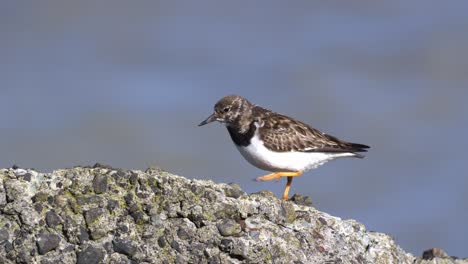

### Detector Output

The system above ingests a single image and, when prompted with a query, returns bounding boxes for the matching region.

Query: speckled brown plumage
[252,106,369,155]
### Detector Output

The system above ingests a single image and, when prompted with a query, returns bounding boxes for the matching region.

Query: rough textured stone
[415,247,467,264]
[112,238,137,257]
[0,228,9,242]
[422,248,450,259]
[224,183,245,199]
[217,219,242,237]
[36,233,60,255]
[77,245,105,264]
[93,174,108,194]
[46,210,61,227]
[84,208,110,240]
[0,166,466,263]
[289,193,313,207]
[84,208,105,225]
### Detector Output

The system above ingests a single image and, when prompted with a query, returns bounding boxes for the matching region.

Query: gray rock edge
[0,166,465,264]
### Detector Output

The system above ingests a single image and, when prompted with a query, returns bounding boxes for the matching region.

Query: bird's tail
[346,142,370,158]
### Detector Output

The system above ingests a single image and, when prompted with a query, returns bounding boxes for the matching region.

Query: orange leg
[255,171,303,182]
[255,171,303,200]
[283,176,293,200]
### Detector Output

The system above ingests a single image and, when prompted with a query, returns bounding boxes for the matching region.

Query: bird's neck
[226,120,256,147]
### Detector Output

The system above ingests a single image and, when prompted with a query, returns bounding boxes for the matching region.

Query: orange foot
[255,171,303,200]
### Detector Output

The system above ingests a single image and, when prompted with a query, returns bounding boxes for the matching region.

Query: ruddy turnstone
[198,95,369,200]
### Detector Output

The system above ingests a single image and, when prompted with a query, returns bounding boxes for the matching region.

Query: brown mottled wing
[255,107,369,154]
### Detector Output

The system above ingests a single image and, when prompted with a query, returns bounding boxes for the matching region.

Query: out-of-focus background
[2,0,467,256]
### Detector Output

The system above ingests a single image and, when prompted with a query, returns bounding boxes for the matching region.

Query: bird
[198,95,369,201]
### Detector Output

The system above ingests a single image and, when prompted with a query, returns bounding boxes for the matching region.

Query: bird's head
[198,95,253,127]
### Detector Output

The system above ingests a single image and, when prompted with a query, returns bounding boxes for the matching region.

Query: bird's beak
[198,113,217,126]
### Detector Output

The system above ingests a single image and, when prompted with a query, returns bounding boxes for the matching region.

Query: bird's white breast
[236,130,354,172]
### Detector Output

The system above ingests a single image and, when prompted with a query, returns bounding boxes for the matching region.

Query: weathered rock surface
[0,165,465,263]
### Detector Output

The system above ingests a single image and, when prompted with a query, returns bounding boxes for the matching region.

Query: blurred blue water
[1,0,468,256]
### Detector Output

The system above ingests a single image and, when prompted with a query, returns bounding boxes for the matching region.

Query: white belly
[236,134,355,172]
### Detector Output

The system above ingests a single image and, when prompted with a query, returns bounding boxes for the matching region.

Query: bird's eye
[223,107,230,113]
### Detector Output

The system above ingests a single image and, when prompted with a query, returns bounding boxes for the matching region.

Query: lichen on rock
[0,165,465,263]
